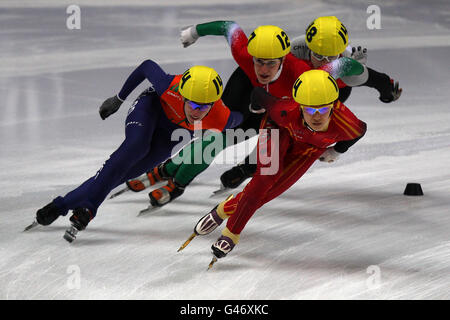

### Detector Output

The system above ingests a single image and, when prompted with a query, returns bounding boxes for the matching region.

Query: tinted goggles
[186,100,214,111]
[301,103,333,115]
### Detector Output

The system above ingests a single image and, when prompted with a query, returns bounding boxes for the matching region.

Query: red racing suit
[222,99,367,235]
[195,21,363,98]
[197,21,313,99]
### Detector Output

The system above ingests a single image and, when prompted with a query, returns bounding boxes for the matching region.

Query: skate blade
[63,226,78,243]
[110,179,167,199]
[207,257,218,270]
[109,187,129,199]
[210,185,231,198]
[177,232,197,252]
[23,220,39,232]
[137,205,161,217]
[63,232,75,243]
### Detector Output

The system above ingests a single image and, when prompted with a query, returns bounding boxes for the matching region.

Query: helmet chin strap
[269,62,283,83]
[303,119,316,132]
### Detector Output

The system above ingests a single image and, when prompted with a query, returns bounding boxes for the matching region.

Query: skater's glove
[99,95,123,120]
[351,46,368,65]
[250,87,281,114]
[249,103,266,114]
[379,79,402,103]
[319,147,340,163]
[180,25,199,48]
[264,119,278,129]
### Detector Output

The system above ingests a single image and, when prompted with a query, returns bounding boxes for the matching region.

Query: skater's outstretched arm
[290,35,401,103]
[180,20,242,49]
[100,60,174,120]
[180,21,253,73]
[118,59,174,99]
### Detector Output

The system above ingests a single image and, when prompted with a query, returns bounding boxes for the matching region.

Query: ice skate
[25,201,63,231]
[23,220,39,232]
[63,208,93,243]
[178,206,223,252]
[207,234,237,270]
[178,195,233,252]
[219,163,256,189]
[210,183,231,197]
[211,235,236,258]
[148,179,185,207]
[109,163,170,199]
[194,205,224,236]
[137,205,163,216]
[137,179,185,216]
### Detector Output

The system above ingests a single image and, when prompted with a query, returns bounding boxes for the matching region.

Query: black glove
[99,95,123,120]
[250,87,280,114]
[379,79,402,103]
[364,68,402,103]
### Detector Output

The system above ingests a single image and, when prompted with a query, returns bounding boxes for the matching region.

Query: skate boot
[207,228,240,269]
[126,162,171,192]
[36,200,65,226]
[194,205,224,236]
[148,179,185,207]
[177,196,233,252]
[63,208,93,243]
[211,235,236,258]
[220,163,257,189]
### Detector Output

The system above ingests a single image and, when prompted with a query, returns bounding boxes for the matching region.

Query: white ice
[1,0,449,299]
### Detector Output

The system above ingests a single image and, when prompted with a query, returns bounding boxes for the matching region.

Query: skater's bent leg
[219,129,291,231]
[224,129,296,234]
[120,124,183,183]
[60,94,160,215]
[261,148,325,204]
[172,132,226,186]
[225,149,324,234]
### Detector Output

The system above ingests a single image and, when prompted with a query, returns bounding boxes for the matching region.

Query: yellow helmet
[292,69,339,106]
[305,16,349,56]
[247,25,291,59]
[179,65,223,104]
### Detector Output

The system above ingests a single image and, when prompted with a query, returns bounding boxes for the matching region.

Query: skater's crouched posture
[191,70,367,267]
[32,61,242,242]
[121,19,370,207]
[122,16,401,207]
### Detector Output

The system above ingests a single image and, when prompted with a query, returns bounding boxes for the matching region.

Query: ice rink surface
[1,0,449,299]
